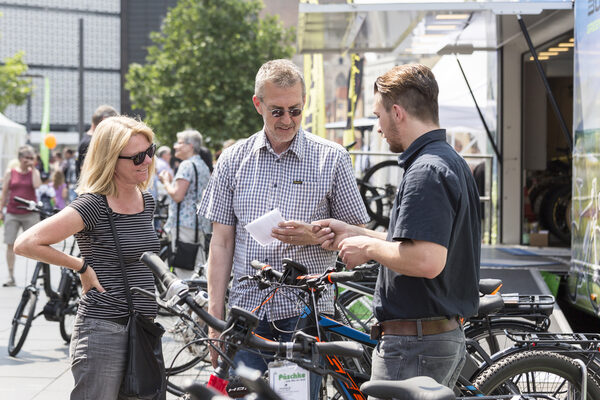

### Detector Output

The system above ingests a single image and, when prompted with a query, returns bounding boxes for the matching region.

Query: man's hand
[208,327,223,368]
[271,220,333,246]
[338,236,374,269]
[312,219,361,251]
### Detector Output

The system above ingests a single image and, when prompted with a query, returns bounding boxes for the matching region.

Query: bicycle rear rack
[494,294,555,320]
[506,331,600,352]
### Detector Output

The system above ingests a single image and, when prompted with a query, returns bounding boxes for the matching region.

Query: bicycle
[470,331,600,399]
[334,268,555,360]
[244,259,600,400]
[343,141,402,230]
[136,252,365,399]
[141,253,596,400]
[8,196,81,357]
[156,278,213,396]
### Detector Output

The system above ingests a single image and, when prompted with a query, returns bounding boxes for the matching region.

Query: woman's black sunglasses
[118,143,156,166]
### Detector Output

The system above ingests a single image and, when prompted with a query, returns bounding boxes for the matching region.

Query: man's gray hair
[156,146,171,158]
[177,129,203,154]
[255,59,305,100]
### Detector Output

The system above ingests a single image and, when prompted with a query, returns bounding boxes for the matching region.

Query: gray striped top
[69,192,160,319]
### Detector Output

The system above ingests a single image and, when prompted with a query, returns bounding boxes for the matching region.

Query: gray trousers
[370,326,466,389]
[69,315,136,400]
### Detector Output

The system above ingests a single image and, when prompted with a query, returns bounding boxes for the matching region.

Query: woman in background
[0,145,41,287]
[51,170,68,210]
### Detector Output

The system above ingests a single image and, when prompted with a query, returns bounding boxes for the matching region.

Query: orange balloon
[44,134,57,149]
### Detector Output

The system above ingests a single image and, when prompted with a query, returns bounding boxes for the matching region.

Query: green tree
[0,51,33,113]
[125,0,295,148]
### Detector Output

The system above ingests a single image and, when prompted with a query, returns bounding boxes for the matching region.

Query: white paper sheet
[244,208,285,246]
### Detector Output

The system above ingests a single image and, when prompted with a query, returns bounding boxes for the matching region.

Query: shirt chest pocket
[280,179,329,222]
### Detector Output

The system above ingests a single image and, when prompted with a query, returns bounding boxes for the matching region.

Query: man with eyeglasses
[199,59,370,392]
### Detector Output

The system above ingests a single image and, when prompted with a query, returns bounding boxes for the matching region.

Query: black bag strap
[176,162,199,243]
[102,194,135,315]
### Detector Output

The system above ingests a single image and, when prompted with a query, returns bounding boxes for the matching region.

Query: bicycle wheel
[158,311,212,396]
[331,294,374,385]
[159,313,208,373]
[336,290,375,333]
[540,184,571,244]
[473,350,600,400]
[359,186,383,229]
[59,275,81,342]
[464,319,546,363]
[359,160,402,228]
[8,288,38,356]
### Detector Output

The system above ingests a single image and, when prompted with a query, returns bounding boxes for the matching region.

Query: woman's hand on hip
[80,266,105,295]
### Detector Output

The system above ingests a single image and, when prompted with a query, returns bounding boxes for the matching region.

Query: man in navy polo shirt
[315,64,481,387]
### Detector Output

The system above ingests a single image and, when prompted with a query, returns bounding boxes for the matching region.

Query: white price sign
[269,362,310,400]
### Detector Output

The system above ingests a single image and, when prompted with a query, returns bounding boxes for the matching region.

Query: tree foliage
[125,0,295,149]
[0,51,32,113]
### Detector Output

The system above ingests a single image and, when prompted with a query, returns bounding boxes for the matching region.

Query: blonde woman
[15,116,163,399]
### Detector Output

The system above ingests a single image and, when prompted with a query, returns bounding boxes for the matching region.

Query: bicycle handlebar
[13,196,40,211]
[13,195,58,217]
[139,252,364,359]
[249,259,364,285]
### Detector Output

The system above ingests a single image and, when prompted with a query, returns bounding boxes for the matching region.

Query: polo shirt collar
[252,127,306,160]
[398,128,446,169]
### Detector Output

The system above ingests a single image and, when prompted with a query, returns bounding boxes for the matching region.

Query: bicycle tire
[473,350,600,400]
[59,276,81,343]
[359,160,402,228]
[540,183,571,244]
[8,289,38,357]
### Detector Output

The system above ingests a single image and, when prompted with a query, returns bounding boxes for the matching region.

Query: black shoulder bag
[103,195,166,399]
[171,162,200,270]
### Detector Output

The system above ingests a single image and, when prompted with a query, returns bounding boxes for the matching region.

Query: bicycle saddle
[479,278,502,295]
[360,377,454,400]
[474,293,504,317]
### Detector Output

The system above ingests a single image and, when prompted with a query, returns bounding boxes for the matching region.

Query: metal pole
[455,57,502,165]
[517,15,573,151]
[78,18,84,140]
[26,94,32,144]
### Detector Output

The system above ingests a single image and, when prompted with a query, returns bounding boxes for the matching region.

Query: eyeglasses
[268,107,303,118]
[20,156,35,161]
[118,143,156,166]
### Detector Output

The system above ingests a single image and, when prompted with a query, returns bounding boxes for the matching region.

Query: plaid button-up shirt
[199,128,370,321]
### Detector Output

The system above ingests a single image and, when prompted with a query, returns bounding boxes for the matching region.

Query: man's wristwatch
[77,259,89,274]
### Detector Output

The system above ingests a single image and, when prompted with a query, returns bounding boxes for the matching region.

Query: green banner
[39,77,50,172]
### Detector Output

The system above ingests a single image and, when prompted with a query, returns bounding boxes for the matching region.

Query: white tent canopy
[0,112,27,177]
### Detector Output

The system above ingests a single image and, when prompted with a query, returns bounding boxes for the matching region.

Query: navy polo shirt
[373,129,481,321]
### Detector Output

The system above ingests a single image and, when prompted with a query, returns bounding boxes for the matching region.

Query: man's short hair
[255,59,305,100]
[374,64,439,125]
[92,105,118,127]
